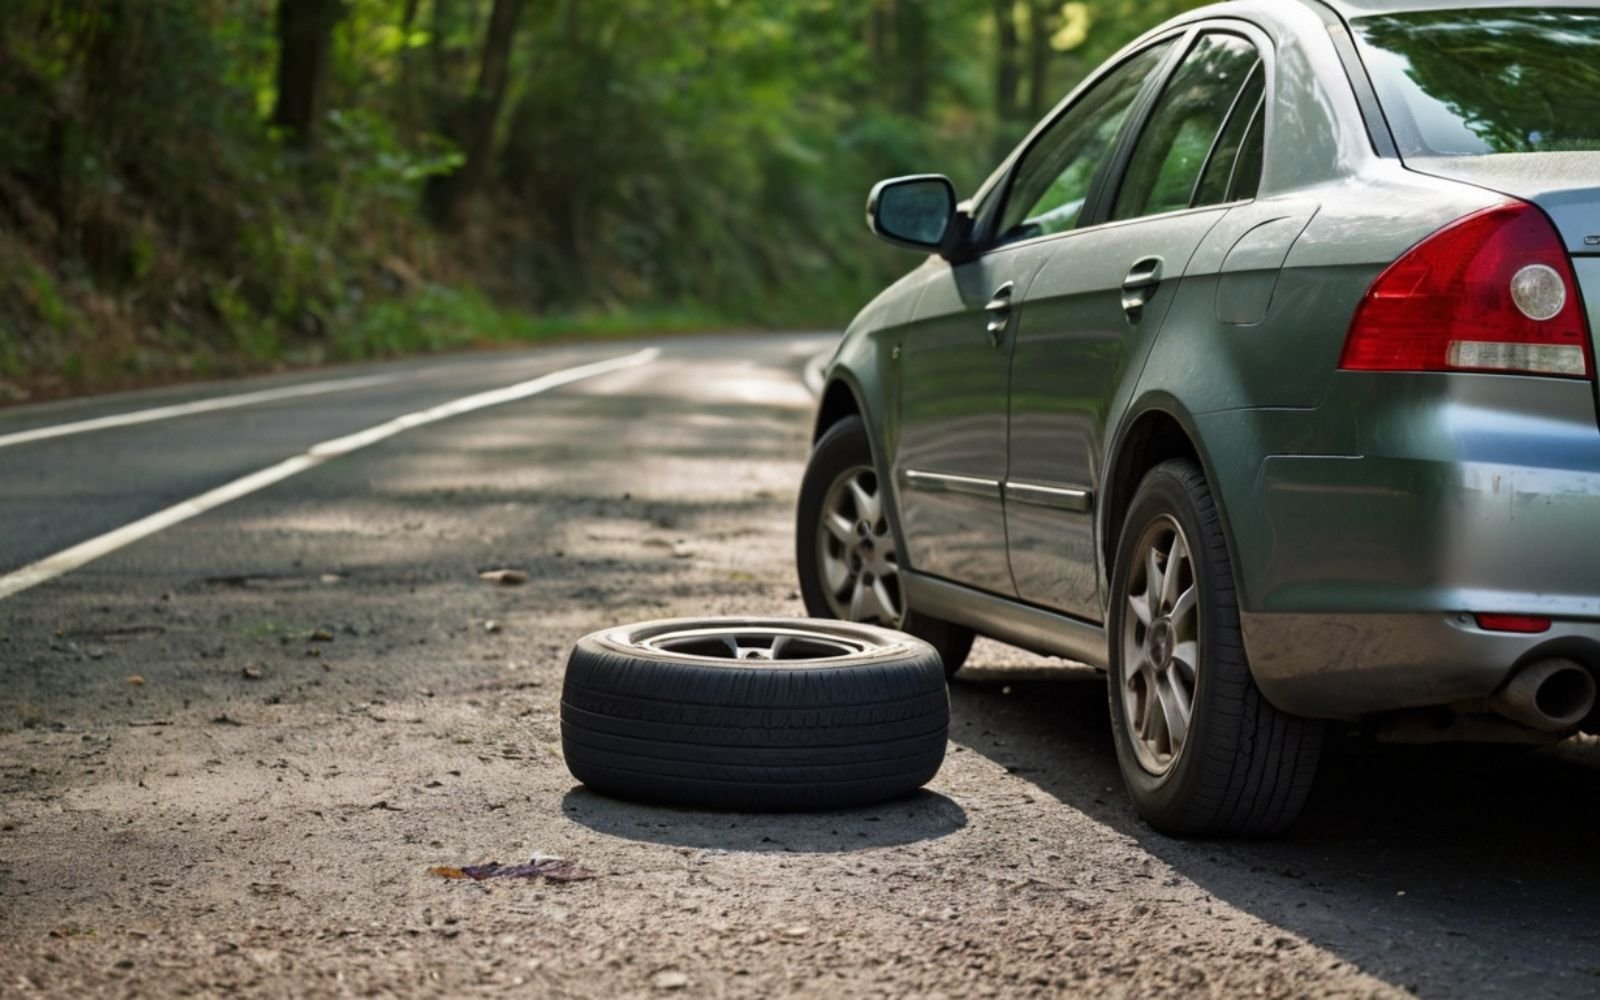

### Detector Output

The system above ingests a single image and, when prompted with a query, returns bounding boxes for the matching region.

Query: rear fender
[1100,395,1245,611]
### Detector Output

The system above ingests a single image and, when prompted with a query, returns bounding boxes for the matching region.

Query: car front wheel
[1107,459,1322,836]
[796,415,974,676]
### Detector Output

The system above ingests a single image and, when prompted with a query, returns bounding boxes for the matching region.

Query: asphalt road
[1,334,1598,997]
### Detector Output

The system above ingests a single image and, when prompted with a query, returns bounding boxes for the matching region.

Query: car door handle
[984,282,1014,346]
[1121,256,1164,321]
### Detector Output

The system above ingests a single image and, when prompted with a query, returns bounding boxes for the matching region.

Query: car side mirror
[867,175,957,253]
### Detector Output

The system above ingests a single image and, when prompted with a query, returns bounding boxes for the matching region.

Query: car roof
[1295,0,1596,18]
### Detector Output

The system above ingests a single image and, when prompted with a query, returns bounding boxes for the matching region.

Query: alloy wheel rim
[817,464,902,628]
[1120,514,1200,776]
[639,625,869,661]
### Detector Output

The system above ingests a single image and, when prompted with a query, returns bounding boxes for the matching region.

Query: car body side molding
[903,570,1109,667]
[1003,481,1094,513]
[901,469,1002,500]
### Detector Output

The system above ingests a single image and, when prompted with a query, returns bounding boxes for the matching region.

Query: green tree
[0,0,1211,395]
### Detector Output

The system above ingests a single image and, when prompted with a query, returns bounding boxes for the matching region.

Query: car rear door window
[1222,98,1264,203]
[1191,61,1265,206]
[996,41,1172,244]
[1112,33,1261,221]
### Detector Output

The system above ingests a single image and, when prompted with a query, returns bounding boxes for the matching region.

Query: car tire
[560,617,949,811]
[1107,459,1323,836]
[796,415,975,676]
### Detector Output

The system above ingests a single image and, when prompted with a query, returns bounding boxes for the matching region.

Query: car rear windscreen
[1352,8,1600,156]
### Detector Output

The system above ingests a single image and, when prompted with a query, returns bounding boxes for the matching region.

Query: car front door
[894,38,1177,597]
[1003,28,1268,620]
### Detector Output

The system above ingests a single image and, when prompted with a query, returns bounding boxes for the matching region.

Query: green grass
[23,263,71,330]
[238,619,293,642]
[328,284,742,362]
[6,283,768,401]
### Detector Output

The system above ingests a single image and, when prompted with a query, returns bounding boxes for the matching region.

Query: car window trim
[1303,0,1400,159]
[1091,22,1274,228]
[1222,97,1266,204]
[981,195,1253,257]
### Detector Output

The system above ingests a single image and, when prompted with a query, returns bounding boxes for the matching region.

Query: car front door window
[995,41,1173,245]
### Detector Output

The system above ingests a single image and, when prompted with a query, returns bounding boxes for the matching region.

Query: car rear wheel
[1107,459,1322,836]
[797,415,974,676]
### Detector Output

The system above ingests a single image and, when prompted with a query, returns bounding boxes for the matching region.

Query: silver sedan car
[796,0,1600,834]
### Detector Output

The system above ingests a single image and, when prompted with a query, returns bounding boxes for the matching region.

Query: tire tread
[560,622,949,811]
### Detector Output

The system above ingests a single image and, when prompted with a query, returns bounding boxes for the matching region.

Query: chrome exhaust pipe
[1490,658,1596,733]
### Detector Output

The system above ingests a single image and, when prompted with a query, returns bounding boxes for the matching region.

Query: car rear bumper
[1200,371,1600,718]
[1240,610,1600,717]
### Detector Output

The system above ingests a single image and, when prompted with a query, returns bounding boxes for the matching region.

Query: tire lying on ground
[560,617,949,811]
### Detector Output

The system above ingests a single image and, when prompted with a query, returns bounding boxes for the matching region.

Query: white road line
[0,372,415,450]
[0,348,660,602]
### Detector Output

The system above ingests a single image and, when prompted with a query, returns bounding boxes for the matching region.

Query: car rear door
[894,38,1175,597]
[1003,26,1268,620]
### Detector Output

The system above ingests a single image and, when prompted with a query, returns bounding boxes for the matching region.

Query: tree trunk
[271,0,341,147]
[895,0,930,117]
[993,0,1020,125]
[429,0,452,101]
[560,0,580,41]
[423,0,525,226]
[1026,0,1056,120]
[864,0,886,63]
[860,1,889,105]
[398,0,421,122]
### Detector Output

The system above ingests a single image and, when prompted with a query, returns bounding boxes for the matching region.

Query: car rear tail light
[1340,201,1592,379]
[1475,613,1551,634]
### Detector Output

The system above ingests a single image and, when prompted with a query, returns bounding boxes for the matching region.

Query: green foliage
[0,0,1204,397]
[334,283,726,360]
[21,264,70,331]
